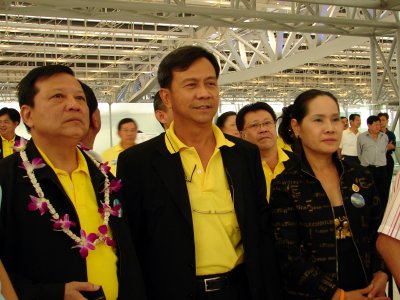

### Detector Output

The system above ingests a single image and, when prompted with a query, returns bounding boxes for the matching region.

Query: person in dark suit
[0,65,145,300]
[0,107,21,159]
[117,45,281,300]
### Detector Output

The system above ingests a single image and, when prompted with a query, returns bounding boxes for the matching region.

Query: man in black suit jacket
[0,107,21,159]
[0,65,145,300]
[118,46,281,300]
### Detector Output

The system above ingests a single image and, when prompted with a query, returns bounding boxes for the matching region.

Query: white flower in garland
[18,146,122,258]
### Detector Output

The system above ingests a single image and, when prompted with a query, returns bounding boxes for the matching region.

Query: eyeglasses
[245,120,275,131]
[192,208,233,215]
[185,164,197,182]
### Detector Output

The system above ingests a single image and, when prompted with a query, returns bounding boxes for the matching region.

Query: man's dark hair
[377,112,389,120]
[118,118,137,131]
[367,115,380,125]
[16,65,75,108]
[153,91,166,112]
[341,116,347,121]
[157,46,220,88]
[216,111,237,129]
[0,107,20,124]
[79,81,98,117]
[349,113,360,121]
[236,102,277,131]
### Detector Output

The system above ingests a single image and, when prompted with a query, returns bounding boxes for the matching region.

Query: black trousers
[343,155,360,165]
[367,165,389,211]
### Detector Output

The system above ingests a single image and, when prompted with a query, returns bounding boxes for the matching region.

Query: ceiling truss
[0,0,399,108]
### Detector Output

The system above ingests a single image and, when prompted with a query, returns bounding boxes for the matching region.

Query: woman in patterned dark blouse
[268,89,389,300]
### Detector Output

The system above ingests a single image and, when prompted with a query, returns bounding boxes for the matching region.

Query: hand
[368,271,389,298]
[332,285,389,300]
[64,281,100,300]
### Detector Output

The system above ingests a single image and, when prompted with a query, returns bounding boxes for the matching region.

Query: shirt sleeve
[378,172,400,239]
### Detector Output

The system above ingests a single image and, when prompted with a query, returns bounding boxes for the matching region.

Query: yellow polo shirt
[1,135,15,158]
[38,147,118,300]
[263,146,289,202]
[165,122,244,275]
[101,143,124,176]
[277,136,292,152]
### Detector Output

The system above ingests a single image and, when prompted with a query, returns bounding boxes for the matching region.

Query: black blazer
[118,133,281,300]
[0,141,146,300]
[0,134,20,159]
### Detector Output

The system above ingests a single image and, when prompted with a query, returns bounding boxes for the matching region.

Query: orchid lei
[14,138,122,258]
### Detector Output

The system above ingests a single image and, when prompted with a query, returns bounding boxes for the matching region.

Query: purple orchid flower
[51,214,75,230]
[12,138,28,152]
[98,225,116,247]
[99,162,111,174]
[20,158,46,173]
[98,203,121,218]
[72,229,98,258]
[27,195,49,215]
[108,179,122,194]
[78,142,90,151]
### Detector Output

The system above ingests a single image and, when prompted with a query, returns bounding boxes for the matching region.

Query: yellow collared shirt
[263,146,289,202]
[101,143,124,176]
[38,147,118,300]
[165,122,244,275]
[1,135,15,158]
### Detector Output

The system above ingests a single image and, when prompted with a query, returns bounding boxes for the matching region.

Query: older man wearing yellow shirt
[237,102,296,202]
[0,65,145,300]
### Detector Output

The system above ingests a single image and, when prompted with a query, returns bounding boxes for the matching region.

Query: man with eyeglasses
[102,118,138,175]
[236,102,295,202]
[117,46,281,300]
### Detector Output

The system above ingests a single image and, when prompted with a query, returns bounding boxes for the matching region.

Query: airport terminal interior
[1,0,400,298]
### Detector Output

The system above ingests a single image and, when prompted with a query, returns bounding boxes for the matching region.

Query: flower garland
[14,138,122,258]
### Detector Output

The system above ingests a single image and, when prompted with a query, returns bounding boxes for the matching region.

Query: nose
[65,95,82,111]
[326,120,335,132]
[196,83,213,98]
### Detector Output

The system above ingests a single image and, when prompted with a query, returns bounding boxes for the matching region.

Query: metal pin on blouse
[352,184,360,193]
[351,193,365,208]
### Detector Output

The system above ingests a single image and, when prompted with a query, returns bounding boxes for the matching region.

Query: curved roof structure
[0,0,399,108]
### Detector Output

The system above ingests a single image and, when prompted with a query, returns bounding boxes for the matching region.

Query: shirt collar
[277,146,290,163]
[37,146,90,176]
[165,121,235,154]
[1,135,15,142]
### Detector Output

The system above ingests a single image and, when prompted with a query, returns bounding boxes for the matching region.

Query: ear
[90,108,101,134]
[290,119,300,138]
[155,110,165,124]
[159,88,172,109]
[240,131,246,139]
[20,105,34,129]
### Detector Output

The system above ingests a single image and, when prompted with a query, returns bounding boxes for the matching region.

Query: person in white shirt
[377,171,400,289]
[338,113,361,164]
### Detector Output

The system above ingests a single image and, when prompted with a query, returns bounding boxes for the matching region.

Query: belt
[196,264,244,293]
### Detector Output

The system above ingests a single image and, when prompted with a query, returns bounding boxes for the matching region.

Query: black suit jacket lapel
[220,144,245,228]
[152,135,193,228]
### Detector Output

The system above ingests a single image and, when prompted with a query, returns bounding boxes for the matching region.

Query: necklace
[16,138,122,258]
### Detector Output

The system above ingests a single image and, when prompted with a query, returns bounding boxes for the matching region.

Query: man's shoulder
[223,134,258,152]
[119,133,165,159]
[0,152,19,180]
